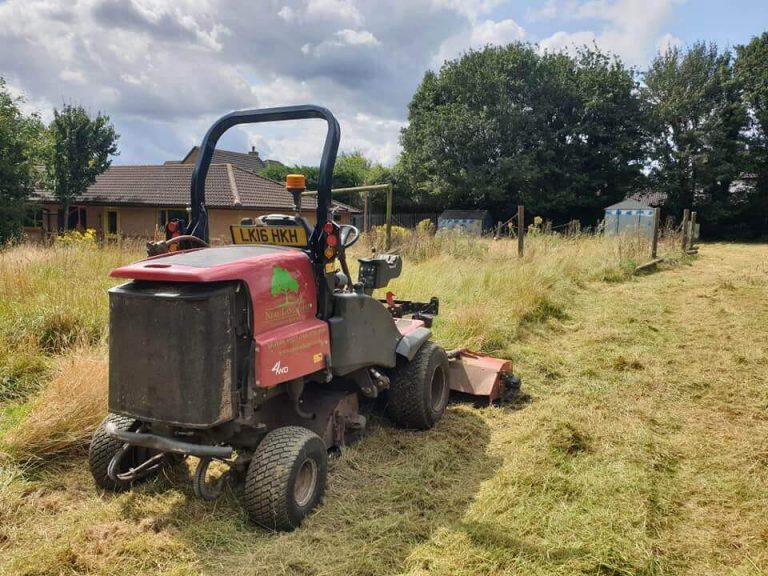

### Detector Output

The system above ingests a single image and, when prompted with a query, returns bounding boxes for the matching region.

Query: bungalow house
[28,148,358,241]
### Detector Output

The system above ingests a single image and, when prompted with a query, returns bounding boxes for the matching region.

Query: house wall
[37,203,352,241]
[39,204,161,238]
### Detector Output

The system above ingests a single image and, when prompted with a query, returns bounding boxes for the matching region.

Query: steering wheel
[338,224,360,249]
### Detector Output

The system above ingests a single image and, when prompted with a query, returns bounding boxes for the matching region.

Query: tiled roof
[178,146,285,174]
[33,164,321,211]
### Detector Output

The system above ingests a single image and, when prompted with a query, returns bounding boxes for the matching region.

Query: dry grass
[2,351,107,462]
[3,236,766,576]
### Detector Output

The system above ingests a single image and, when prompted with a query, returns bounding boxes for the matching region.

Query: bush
[54,228,97,246]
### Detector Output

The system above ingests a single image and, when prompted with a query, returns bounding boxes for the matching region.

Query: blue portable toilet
[437,209,492,236]
[604,199,655,238]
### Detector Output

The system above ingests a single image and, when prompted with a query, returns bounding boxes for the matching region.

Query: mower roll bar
[189,105,341,244]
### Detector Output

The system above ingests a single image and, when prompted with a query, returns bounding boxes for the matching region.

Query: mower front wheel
[88,413,166,492]
[243,426,327,531]
[386,341,450,430]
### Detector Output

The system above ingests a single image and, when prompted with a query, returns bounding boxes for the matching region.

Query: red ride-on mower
[89,105,520,530]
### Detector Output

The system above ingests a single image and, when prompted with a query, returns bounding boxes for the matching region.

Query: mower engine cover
[108,246,330,428]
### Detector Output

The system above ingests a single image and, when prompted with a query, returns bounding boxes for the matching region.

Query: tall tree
[0,77,45,243]
[735,32,768,235]
[400,43,647,223]
[46,104,119,230]
[643,43,747,228]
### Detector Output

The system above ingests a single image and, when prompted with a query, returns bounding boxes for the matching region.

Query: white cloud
[431,0,508,21]
[60,68,87,84]
[335,29,380,46]
[537,0,682,66]
[305,0,363,26]
[471,19,526,45]
[300,28,381,57]
[539,30,597,56]
[656,32,682,53]
[434,17,526,65]
[526,0,558,22]
[277,6,296,22]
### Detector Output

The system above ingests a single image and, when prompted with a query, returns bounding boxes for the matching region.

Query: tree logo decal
[271,266,300,306]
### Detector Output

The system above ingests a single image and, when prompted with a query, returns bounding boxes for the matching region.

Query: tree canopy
[45,104,119,229]
[734,32,768,235]
[400,43,647,224]
[643,43,747,226]
[0,77,45,243]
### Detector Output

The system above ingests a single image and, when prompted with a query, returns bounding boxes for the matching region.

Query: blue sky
[0,0,766,167]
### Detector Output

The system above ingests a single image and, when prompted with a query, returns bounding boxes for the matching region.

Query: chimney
[249,146,259,158]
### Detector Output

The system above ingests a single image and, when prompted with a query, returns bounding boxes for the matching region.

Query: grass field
[1,234,766,575]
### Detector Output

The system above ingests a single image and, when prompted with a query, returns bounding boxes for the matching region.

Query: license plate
[231,225,308,247]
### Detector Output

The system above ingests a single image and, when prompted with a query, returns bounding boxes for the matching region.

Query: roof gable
[178,146,285,174]
[605,199,650,210]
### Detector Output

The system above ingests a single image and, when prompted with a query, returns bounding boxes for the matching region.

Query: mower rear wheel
[243,426,327,531]
[88,413,164,492]
[386,341,450,430]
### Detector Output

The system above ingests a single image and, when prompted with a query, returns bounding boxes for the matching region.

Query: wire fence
[351,212,441,230]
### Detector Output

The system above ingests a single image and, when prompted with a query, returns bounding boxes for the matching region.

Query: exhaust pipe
[105,421,233,458]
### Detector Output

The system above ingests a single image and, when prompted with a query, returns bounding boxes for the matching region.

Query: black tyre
[386,341,450,430]
[244,426,327,530]
[88,413,163,492]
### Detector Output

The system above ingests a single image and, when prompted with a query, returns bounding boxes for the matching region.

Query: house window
[67,207,87,230]
[23,206,43,228]
[158,209,188,227]
[105,209,119,235]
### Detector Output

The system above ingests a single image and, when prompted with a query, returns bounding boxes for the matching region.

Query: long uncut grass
[369,229,683,353]
[0,231,681,463]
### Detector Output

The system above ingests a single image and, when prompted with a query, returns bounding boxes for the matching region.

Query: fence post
[517,205,525,257]
[689,211,697,250]
[385,184,393,251]
[651,207,660,259]
[363,192,369,235]
[681,209,690,251]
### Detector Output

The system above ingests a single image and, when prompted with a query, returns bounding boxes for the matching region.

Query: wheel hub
[294,458,318,507]
[430,365,447,411]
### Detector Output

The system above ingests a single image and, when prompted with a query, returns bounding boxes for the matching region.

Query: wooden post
[385,184,393,251]
[517,205,525,257]
[681,209,690,251]
[495,221,502,239]
[689,211,697,250]
[363,191,369,234]
[651,207,660,259]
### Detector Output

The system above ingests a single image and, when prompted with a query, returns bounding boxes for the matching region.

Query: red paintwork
[111,247,330,387]
[448,350,513,402]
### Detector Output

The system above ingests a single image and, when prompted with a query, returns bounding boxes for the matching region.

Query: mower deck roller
[447,349,518,402]
[89,104,520,530]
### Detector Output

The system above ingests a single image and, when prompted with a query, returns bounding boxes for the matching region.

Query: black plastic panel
[108,281,248,428]
[328,293,400,375]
